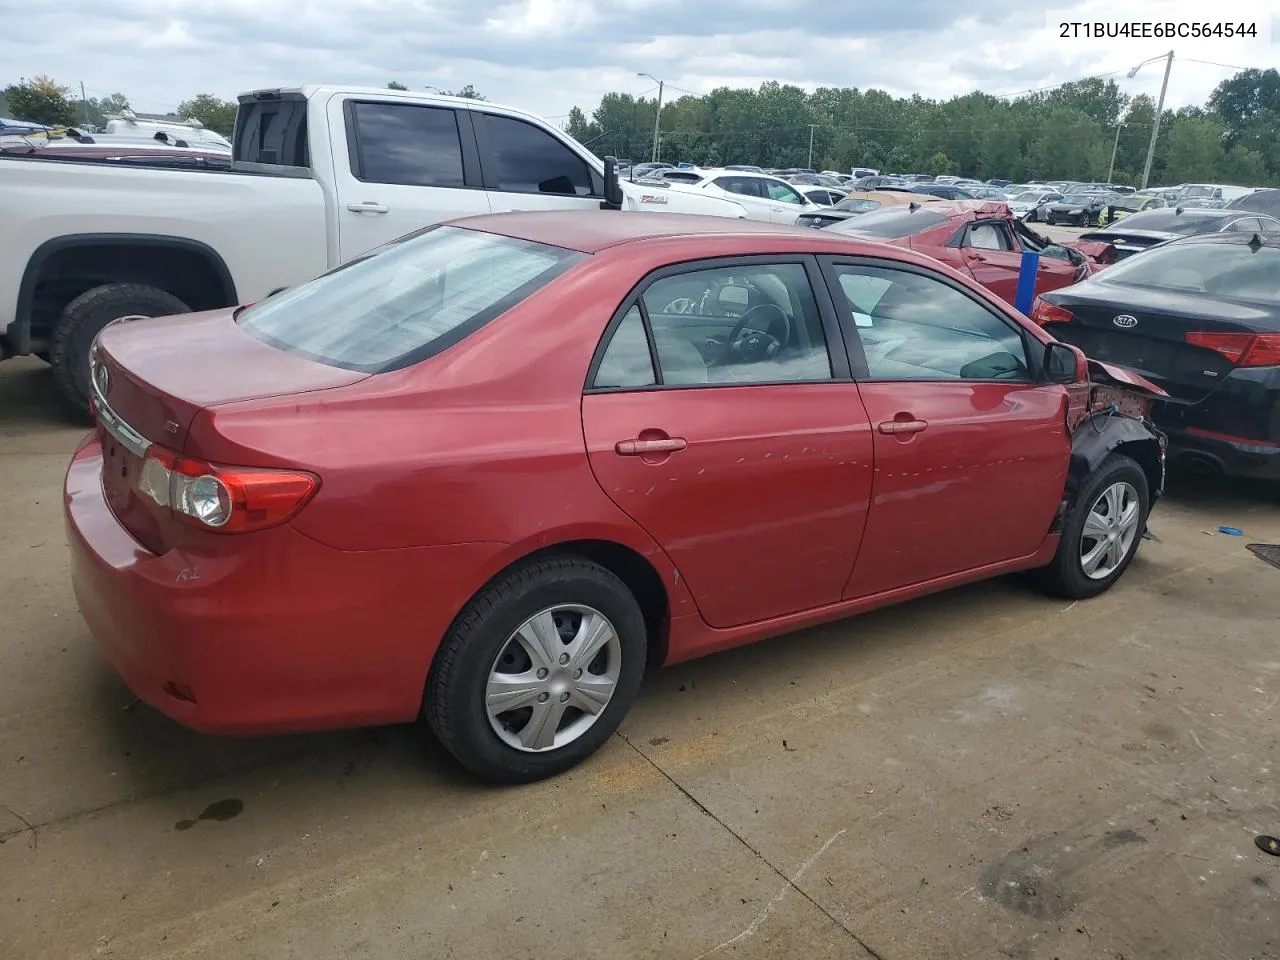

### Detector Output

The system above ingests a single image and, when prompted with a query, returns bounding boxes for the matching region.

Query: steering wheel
[724,303,792,364]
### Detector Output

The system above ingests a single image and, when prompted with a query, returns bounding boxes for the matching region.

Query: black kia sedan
[1033,233,1280,479]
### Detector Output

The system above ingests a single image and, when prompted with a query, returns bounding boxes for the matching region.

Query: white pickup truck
[0,85,747,412]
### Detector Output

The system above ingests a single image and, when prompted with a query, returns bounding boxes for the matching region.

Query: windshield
[1062,195,1092,204]
[834,198,881,212]
[827,206,949,238]
[1099,241,1280,302]
[1013,192,1043,202]
[238,226,585,372]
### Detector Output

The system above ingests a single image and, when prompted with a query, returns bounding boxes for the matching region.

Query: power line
[1180,56,1261,72]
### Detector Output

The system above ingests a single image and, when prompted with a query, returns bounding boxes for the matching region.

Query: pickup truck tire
[51,283,189,416]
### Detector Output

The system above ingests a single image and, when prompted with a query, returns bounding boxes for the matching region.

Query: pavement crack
[616,732,886,960]
[1,804,38,850]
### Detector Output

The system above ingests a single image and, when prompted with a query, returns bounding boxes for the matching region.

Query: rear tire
[1035,453,1149,600]
[50,283,189,418]
[425,556,648,784]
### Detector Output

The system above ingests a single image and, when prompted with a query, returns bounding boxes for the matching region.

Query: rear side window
[827,206,949,238]
[349,102,465,187]
[482,114,594,196]
[234,95,310,168]
[238,226,585,373]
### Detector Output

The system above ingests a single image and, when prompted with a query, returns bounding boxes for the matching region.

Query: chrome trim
[91,371,151,458]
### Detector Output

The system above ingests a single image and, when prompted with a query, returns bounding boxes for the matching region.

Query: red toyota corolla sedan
[65,212,1165,783]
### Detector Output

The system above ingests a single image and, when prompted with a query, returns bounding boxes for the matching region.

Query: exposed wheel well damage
[1054,414,1166,532]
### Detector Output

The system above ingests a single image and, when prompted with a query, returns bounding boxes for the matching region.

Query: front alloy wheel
[1079,481,1141,580]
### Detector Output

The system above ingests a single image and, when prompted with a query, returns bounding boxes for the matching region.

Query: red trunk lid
[92,309,366,553]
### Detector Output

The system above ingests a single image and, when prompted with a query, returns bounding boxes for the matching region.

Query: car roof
[449,210,915,255]
[1165,231,1280,249]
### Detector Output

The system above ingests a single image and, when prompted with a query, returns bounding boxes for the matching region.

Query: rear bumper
[65,434,507,734]
[1163,426,1280,480]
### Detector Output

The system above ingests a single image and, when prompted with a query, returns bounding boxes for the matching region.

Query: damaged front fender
[1054,373,1168,534]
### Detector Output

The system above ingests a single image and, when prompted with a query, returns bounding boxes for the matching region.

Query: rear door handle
[878,419,928,436]
[967,252,987,262]
[616,438,687,456]
[346,201,390,214]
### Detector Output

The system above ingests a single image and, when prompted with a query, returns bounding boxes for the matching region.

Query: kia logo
[1112,314,1138,329]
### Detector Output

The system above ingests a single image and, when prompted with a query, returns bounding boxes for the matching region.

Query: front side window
[767,181,805,204]
[831,264,1029,381]
[239,226,584,372]
[593,263,834,388]
[965,223,1012,251]
[350,102,464,187]
[483,114,593,196]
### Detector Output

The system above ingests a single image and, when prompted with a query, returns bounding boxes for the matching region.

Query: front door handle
[967,252,988,262]
[346,201,390,214]
[878,419,928,436]
[616,437,687,456]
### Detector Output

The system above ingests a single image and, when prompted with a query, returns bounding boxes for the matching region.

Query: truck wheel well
[19,236,237,346]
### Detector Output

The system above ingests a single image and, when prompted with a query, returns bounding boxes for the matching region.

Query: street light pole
[1130,50,1173,190]
[1107,121,1124,183]
[636,72,664,163]
[807,124,817,169]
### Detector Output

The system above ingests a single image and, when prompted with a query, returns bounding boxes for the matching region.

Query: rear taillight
[137,446,318,534]
[1030,298,1073,325]
[1185,332,1280,368]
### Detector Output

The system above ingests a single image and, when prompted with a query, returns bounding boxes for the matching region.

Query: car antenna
[909,201,920,212]
[1249,232,1264,251]
[1175,205,1184,215]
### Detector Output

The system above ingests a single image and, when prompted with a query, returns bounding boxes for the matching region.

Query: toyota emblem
[1112,314,1138,329]
[93,361,110,397]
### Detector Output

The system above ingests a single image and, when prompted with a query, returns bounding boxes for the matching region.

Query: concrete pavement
[2,356,1279,960]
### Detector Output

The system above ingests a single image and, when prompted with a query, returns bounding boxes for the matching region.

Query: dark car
[1044,194,1110,227]
[883,184,975,200]
[850,175,905,190]
[1080,207,1280,260]
[986,178,1013,187]
[1228,189,1280,217]
[1034,233,1280,478]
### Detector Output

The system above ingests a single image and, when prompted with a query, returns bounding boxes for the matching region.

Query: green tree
[1221,145,1269,184]
[175,94,237,137]
[445,85,485,101]
[4,75,76,127]
[924,151,954,176]
[386,81,408,90]
[1161,115,1226,184]
[80,92,130,129]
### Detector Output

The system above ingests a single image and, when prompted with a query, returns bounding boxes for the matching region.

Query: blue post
[1014,251,1040,315]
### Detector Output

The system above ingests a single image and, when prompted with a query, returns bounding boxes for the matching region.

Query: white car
[1007,190,1064,221]
[666,170,823,222]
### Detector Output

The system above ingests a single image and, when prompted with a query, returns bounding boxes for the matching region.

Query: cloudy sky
[2,0,1275,122]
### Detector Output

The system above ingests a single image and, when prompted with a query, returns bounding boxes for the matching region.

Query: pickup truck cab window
[477,113,594,197]
[348,101,466,187]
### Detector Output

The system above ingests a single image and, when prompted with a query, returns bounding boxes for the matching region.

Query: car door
[820,257,1070,597]
[956,220,1024,302]
[712,177,774,221]
[471,110,604,214]
[581,257,875,629]
[329,98,492,262]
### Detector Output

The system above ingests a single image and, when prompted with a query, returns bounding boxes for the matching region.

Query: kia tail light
[1185,332,1280,368]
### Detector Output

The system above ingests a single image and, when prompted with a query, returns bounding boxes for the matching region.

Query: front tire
[50,283,190,417]
[1036,453,1149,599]
[426,556,648,784]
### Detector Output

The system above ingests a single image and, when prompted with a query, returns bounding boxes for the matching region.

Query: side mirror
[1044,341,1087,384]
[601,156,624,210]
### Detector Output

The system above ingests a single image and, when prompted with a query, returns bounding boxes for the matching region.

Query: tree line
[564,70,1280,187]
[6,69,1278,187]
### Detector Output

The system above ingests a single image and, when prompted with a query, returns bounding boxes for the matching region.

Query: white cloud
[0,0,1273,122]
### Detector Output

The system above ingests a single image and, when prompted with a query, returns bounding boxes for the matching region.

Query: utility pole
[1107,121,1124,183]
[79,81,90,128]
[1138,51,1173,190]
[807,124,817,169]
[636,72,665,163]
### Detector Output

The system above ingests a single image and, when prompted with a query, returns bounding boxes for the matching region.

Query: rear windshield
[233,94,310,168]
[238,226,585,372]
[1108,209,1223,234]
[827,206,949,238]
[1098,241,1280,303]
[835,198,881,213]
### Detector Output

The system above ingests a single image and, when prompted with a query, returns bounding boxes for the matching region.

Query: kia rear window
[826,206,949,238]
[238,226,586,373]
[1097,241,1280,303]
